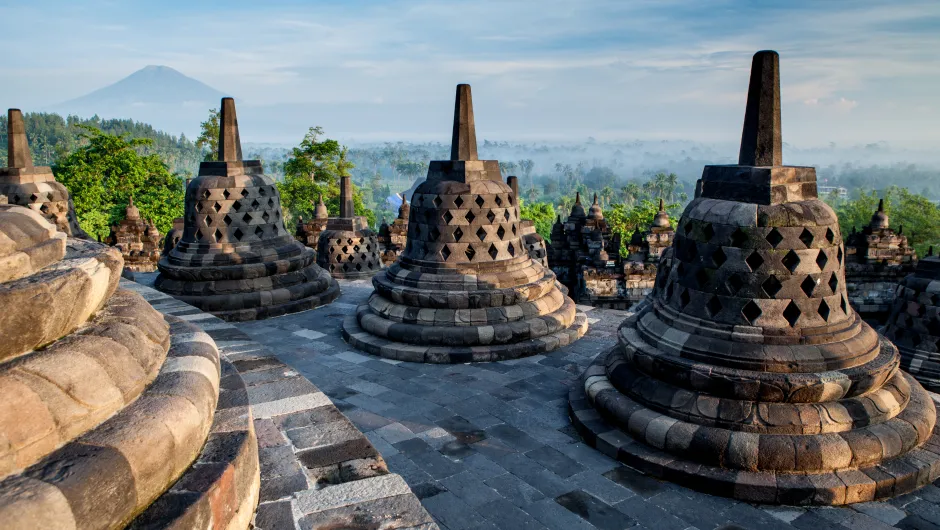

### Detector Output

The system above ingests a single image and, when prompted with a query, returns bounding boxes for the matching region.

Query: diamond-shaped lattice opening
[666,283,675,300]
[353,245,360,252]
[475,195,485,208]
[713,247,727,267]
[841,296,848,314]
[507,242,515,256]
[799,228,814,248]
[223,189,231,200]
[762,275,783,297]
[742,300,762,324]
[268,198,275,207]
[259,187,267,196]
[683,221,693,236]
[486,211,497,223]
[30,193,39,202]
[465,211,475,223]
[765,228,784,248]
[242,213,252,224]
[241,189,250,198]
[488,244,499,260]
[727,274,745,294]
[233,228,244,240]
[695,268,709,288]
[466,246,476,261]
[433,196,442,208]
[828,273,839,293]
[818,300,831,321]
[495,195,502,206]
[917,303,927,317]
[745,251,764,271]
[801,276,817,297]
[356,263,363,271]
[825,227,836,244]
[429,227,440,241]
[441,245,451,260]
[196,229,205,241]
[677,262,686,276]
[679,289,691,308]
[251,199,261,209]
[504,210,511,221]
[255,226,264,237]
[508,195,513,205]
[211,202,221,213]
[443,211,453,224]
[497,226,506,240]
[703,223,715,241]
[783,301,801,327]
[837,246,843,265]
[214,229,223,242]
[206,216,215,226]
[706,296,722,317]
[782,250,801,273]
[202,190,211,199]
[454,227,464,242]
[454,196,464,208]
[816,249,829,270]
[512,224,517,235]
[262,211,270,222]
[40,204,49,213]
[223,214,232,225]
[477,227,487,241]
[686,240,698,261]
[232,201,242,212]
[731,228,748,247]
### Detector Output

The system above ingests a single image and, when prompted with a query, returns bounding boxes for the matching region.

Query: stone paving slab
[207,277,940,530]
[127,276,437,530]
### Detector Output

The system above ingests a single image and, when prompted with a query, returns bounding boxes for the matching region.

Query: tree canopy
[53,125,185,241]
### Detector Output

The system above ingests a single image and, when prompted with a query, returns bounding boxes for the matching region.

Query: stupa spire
[7,109,33,169]
[738,51,782,166]
[340,174,353,218]
[217,97,243,163]
[658,198,665,211]
[450,84,478,161]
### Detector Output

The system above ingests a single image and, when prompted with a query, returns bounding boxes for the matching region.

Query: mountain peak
[58,65,229,108]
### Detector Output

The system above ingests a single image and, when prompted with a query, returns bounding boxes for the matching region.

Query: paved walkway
[225,279,940,530]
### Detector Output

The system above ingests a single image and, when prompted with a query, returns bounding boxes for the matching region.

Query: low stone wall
[124,278,438,529]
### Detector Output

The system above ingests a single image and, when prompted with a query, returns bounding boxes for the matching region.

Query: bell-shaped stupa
[155,97,339,321]
[316,175,383,280]
[0,109,89,238]
[883,248,940,391]
[342,84,587,362]
[569,51,940,505]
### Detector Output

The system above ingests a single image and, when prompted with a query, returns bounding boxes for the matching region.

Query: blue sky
[1,0,939,147]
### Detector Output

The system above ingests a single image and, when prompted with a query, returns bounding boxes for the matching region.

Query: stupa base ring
[342,309,588,363]
[568,351,940,506]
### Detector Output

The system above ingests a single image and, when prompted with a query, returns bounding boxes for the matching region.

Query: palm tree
[620,182,641,206]
[527,186,539,204]
[600,186,615,207]
[519,159,535,189]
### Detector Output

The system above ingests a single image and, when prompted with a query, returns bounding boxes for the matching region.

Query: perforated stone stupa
[316,176,383,280]
[0,202,259,528]
[155,97,339,321]
[569,51,940,505]
[107,197,162,272]
[0,109,88,239]
[342,84,588,362]
[845,199,917,323]
[883,248,940,392]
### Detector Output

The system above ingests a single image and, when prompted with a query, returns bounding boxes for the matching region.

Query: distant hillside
[51,65,230,137]
[0,112,203,175]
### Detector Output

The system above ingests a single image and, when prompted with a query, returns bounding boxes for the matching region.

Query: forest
[1,108,938,256]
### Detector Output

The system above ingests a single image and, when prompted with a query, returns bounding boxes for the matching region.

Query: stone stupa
[155,97,339,321]
[0,108,88,238]
[107,197,162,273]
[569,51,940,505]
[0,202,259,528]
[316,175,383,280]
[342,84,587,363]
[883,247,940,391]
[378,195,410,266]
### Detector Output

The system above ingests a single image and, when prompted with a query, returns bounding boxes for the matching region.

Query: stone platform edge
[121,279,439,530]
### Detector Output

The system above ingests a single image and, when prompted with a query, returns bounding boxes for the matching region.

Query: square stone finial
[738,50,782,167]
[340,175,354,218]
[7,109,33,169]
[451,84,478,161]
[218,97,243,163]
[507,176,519,198]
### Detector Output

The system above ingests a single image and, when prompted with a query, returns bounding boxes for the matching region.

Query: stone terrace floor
[219,279,940,530]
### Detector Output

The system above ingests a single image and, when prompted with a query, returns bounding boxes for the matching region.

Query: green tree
[605,200,681,257]
[394,160,428,190]
[195,108,220,162]
[54,125,185,240]
[519,201,556,240]
[824,186,940,255]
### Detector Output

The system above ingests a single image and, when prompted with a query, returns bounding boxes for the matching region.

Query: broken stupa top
[342,84,587,363]
[569,50,940,505]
